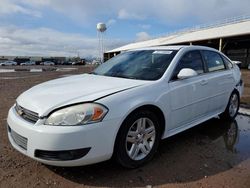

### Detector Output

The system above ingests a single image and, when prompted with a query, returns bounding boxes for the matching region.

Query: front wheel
[114,110,161,168]
[220,91,240,121]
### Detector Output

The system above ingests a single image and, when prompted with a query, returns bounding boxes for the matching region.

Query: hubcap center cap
[136,134,144,142]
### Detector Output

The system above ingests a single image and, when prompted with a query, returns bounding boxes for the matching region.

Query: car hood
[16,74,148,116]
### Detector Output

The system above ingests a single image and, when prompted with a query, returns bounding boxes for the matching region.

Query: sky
[0,0,249,58]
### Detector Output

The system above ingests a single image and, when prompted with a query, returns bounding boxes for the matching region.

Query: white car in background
[7,46,243,168]
[43,61,55,66]
[0,61,17,66]
[20,61,36,66]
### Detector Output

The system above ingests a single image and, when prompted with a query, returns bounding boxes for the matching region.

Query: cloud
[118,9,145,20]
[107,19,116,27]
[0,26,127,57]
[1,0,249,56]
[21,0,117,24]
[6,0,250,24]
[139,24,151,30]
[136,32,151,42]
[20,0,51,6]
[0,0,41,17]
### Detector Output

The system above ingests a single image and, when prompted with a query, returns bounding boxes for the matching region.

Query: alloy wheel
[229,93,239,118]
[126,117,156,161]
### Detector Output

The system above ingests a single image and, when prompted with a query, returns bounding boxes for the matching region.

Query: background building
[105,16,250,68]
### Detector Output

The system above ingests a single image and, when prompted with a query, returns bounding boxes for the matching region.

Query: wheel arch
[131,105,165,135]
[113,104,166,154]
[233,87,240,97]
[223,88,240,112]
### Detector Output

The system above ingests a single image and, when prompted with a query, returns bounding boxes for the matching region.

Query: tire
[114,110,161,168]
[220,91,240,121]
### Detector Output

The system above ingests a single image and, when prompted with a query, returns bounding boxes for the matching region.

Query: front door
[168,50,210,130]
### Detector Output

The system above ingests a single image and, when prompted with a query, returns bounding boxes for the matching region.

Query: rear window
[202,50,225,72]
[222,55,233,69]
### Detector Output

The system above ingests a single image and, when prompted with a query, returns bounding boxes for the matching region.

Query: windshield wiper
[92,73,137,79]
[89,72,98,75]
[114,75,137,80]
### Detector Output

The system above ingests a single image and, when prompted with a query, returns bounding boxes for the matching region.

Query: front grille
[9,127,28,150]
[15,103,39,123]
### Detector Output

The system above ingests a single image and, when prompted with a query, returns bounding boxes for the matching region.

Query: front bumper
[7,106,121,166]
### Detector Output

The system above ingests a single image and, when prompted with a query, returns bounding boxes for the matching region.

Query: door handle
[200,80,208,85]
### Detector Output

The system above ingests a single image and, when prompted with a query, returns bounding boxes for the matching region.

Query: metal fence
[155,14,250,39]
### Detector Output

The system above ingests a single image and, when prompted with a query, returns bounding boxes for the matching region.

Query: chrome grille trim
[15,103,39,123]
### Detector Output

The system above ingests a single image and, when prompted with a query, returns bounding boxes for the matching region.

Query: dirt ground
[0,66,250,188]
[241,69,250,106]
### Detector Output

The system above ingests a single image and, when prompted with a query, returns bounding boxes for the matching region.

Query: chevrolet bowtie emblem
[17,109,24,116]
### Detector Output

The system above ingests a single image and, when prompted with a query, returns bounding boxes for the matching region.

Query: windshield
[92,50,177,80]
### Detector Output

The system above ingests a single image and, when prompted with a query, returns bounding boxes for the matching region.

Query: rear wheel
[114,110,161,168]
[220,91,239,121]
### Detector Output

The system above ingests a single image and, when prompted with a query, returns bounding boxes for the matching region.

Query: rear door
[200,50,235,114]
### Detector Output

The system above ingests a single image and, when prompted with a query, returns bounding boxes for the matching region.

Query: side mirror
[177,68,198,79]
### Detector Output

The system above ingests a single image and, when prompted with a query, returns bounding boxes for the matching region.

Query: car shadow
[47,115,249,187]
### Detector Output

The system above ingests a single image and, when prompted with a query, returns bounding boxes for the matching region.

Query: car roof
[128,45,218,52]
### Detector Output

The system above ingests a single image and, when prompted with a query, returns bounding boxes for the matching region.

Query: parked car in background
[20,61,36,66]
[62,62,72,65]
[232,61,242,68]
[0,61,17,66]
[232,61,242,65]
[248,64,250,70]
[91,59,101,65]
[43,61,55,66]
[71,61,85,65]
[68,61,75,65]
[7,46,243,168]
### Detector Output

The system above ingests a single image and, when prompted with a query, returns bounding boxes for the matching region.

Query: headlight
[45,103,108,126]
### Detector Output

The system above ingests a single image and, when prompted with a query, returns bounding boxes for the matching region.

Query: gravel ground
[241,69,250,106]
[0,66,250,188]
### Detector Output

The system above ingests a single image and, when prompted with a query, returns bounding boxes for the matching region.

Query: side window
[202,50,225,72]
[172,50,204,80]
[222,55,233,69]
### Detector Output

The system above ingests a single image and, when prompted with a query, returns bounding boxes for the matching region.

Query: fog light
[35,148,91,161]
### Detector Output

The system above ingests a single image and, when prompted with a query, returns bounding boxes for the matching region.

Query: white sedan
[7,46,243,168]
[20,61,36,66]
[43,61,55,66]
[0,61,17,66]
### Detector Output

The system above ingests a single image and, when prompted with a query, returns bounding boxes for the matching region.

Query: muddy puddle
[230,115,250,159]
[197,115,250,160]
[47,115,250,187]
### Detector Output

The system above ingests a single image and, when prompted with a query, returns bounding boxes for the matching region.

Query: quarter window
[202,50,225,72]
[172,50,204,80]
[222,55,233,69]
